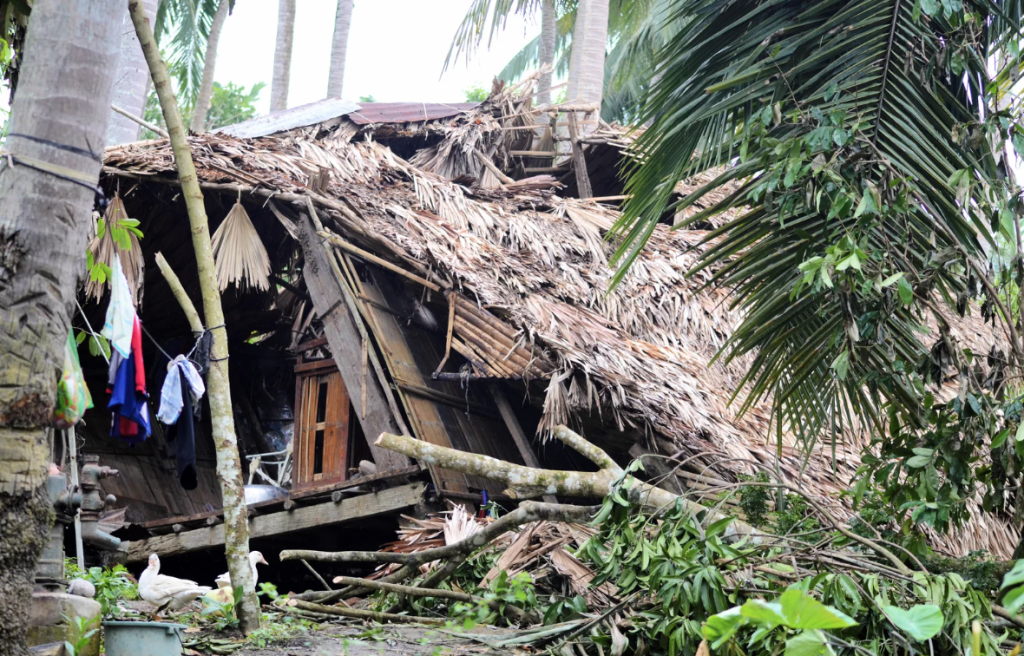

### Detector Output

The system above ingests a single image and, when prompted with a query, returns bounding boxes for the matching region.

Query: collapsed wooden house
[84,83,1017,580]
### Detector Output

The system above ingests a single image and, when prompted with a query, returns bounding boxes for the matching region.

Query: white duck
[206,551,268,604]
[139,553,212,612]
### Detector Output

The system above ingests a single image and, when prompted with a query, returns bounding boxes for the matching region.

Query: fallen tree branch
[290,564,416,604]
[374,426,758,540]
[288,598,446,625]
[301,559,333,592]
[332,575,533,624]
[281,501,597,567]
[992,605,1024,630]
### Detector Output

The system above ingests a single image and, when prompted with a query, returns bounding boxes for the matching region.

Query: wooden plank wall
[77,404,222,524]
[346,263,527,496]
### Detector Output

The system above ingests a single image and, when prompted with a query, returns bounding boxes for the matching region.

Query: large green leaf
[785,630,832,656]
[881,604,944,641]
[740,599,787,628]
[779,589,858,629]
[1001,559,1024,590]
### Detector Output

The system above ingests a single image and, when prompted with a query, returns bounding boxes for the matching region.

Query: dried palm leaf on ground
[87,193,144,303]
[371,505,494,578]
[211,199,270,292]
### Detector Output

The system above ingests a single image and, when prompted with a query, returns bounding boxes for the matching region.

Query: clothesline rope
[74,298,110,365]
[139,322,175,363]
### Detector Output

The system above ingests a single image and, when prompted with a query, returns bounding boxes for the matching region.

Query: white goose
[206,551,268,604]
[138,553,212,612]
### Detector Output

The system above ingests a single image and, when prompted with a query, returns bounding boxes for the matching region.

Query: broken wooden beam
[298,214,412,471]
[124,482,427,561]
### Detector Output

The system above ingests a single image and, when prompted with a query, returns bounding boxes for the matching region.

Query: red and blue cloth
[108,316,150,443]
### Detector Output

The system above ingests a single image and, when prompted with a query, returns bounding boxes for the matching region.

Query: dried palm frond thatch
[103,98,1017,559]
[87,193,144,304]
[210,199,270,292]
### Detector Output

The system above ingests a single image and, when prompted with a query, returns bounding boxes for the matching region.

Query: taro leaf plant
[610,0,1024,541]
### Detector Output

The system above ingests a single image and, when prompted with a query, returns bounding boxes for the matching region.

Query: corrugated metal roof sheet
[217,98,362,139]
[346,102,479,125]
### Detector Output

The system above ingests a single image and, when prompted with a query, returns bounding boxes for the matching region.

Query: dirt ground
[237,623,519,656]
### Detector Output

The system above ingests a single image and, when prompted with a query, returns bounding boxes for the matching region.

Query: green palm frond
[155,0,229,110]
[611,0,1023,447]
[445,0,547,71]
[498,8,576,82]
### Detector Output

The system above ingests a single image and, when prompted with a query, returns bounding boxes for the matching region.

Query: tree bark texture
[271,0,296,112]
[375,427,758,541]
[0,489,52,656]
[126,1,259,634]
[566,0,607,121]
[537,0,556,106]
[326,0,354,99]
[0,0,124,652]
[107,0,159,145]
[190,0,231,134]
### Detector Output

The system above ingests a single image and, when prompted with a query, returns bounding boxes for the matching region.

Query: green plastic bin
[102,621,186,656]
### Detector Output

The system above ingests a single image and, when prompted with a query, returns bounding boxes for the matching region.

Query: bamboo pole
[126,1,259,633]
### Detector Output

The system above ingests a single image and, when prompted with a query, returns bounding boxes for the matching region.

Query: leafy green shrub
[65,560,138,618]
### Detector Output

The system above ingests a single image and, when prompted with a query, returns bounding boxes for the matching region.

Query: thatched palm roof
[102,99,1017,559]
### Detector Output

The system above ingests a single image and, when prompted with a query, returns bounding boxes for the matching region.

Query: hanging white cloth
[157,356,206,425]
[101,254,135,358]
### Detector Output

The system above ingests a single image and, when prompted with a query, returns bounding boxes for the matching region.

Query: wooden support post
[566,112,593,199]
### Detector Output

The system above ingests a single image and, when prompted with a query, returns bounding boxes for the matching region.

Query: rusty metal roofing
[217,98,362,139]
[345,102,479,125]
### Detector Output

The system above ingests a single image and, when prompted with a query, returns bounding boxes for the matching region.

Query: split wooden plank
[345,263,471,495]
[125,482,427,561]
[297,214,411,471]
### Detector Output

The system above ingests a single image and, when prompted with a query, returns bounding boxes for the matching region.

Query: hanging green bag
[55,331,94,428]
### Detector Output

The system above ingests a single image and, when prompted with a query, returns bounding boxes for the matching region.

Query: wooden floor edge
[124,481,427,562]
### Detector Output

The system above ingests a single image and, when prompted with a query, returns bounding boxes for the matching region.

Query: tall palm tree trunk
[190,0,231,133]
[570,0,608,111]
[566,0,589,103]
[127,0,260,634]
[270,0,296,112]
[0,0,123,653]
[327,0,354,98]
[107,0,158,145]
[537,0,556,106]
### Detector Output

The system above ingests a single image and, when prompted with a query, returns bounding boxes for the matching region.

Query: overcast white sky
[216,0,538,112]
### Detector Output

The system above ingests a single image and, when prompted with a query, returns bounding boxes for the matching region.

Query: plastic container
[102,621,185,656]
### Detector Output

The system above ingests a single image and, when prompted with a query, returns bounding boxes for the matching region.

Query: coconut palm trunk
[327,0,354,98]
[270,0,296,111]
[537,0,556,106]
[568,0,608,118]
[127,0,260,634]
[189,0,231,133]
[107,0,159,145]
[0,0,123,653]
